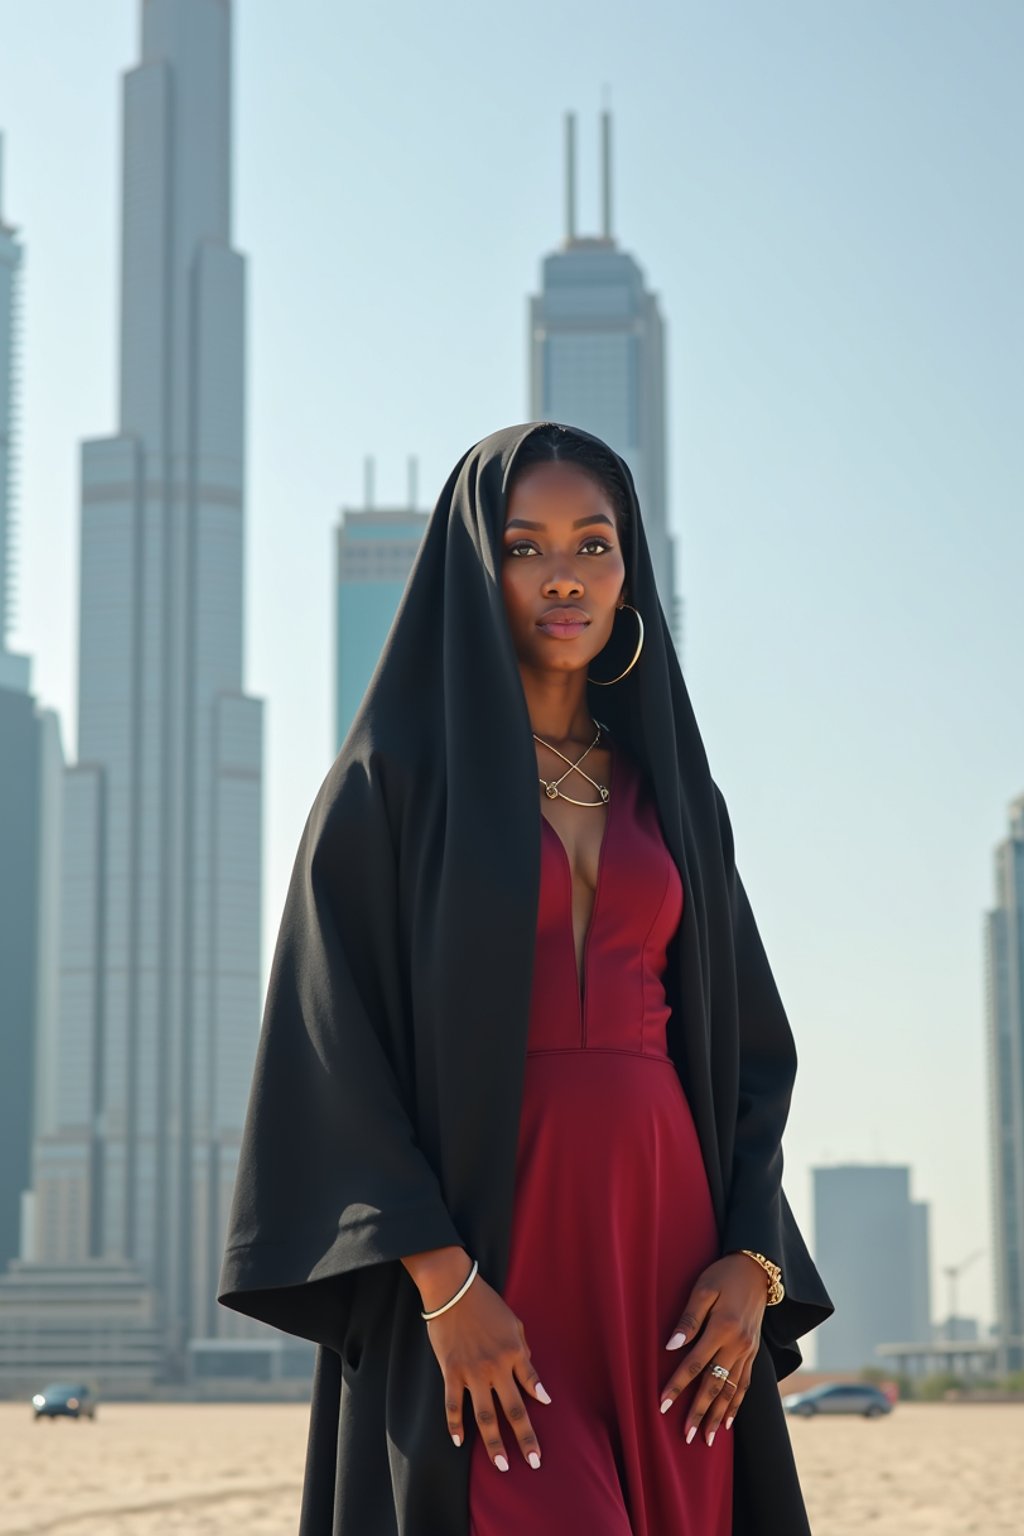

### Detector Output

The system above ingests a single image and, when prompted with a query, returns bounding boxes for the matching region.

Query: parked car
[31,1383,98,1421]
[782,1382,893,1418]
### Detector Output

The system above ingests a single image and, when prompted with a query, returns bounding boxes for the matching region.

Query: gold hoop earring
[587,603,644,686]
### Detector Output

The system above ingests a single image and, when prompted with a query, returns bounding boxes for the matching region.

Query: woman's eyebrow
[505,512,616,532]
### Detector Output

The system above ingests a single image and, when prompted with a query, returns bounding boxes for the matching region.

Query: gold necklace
[533,720,611,806]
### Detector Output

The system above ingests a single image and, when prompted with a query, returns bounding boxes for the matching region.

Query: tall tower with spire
[30,0,264,1371]
[529,108,681,650]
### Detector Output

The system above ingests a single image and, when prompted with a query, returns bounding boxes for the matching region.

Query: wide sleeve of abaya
[711,782,835,1378]
[217,749,465,1351]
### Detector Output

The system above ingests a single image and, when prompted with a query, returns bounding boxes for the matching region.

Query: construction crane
[943,1249,983,1341]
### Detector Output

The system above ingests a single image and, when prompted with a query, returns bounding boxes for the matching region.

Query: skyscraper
[0,134,66,1281]
[0,129,35,1270]
[812,1164,932,1371]
[29,1,263,1373]
[528,111,680,649]
[0,131,28,695]
[335,458,428,753]
[985,793,1024,1373]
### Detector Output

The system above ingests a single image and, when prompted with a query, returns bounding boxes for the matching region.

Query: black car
[31,1382,98,1421]
[782,1382,893,1418]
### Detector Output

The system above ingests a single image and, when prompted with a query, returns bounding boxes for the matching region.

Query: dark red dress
[468,739,733,1535]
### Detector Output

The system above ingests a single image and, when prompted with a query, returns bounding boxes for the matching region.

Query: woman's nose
[544,564,584,594]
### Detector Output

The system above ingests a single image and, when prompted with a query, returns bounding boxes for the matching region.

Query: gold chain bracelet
[739,1249,785,1306]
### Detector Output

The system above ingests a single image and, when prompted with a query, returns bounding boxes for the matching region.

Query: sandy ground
[0,1404,307,1536]
[2,1400,1023,1534]
[791,1402,1024,1535]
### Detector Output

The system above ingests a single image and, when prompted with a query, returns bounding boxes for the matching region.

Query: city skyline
[1,0,1021,1337]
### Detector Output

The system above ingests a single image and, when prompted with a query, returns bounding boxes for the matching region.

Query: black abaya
[218,420,835,1534]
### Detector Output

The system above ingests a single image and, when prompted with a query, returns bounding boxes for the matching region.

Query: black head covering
[219,420,833,1534]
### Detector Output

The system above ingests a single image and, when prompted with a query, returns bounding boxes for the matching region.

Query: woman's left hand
[658,1252,769,1445]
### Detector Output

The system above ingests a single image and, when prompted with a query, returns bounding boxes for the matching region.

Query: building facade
[0,1258,164,1397]
[812,1163,932,1371]
[528,111,680,650]
[985,794,1024,1373]
[28,0,263,1375]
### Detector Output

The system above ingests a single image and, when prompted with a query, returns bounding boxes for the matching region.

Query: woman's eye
[504,538,612,558]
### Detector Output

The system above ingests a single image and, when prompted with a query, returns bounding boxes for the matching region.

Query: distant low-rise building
[0,1259,164,1397]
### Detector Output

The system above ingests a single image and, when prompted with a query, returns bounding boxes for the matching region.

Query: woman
[218,421,834,1535]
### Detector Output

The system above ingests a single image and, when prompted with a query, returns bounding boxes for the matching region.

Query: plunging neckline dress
[468,736,733,1535]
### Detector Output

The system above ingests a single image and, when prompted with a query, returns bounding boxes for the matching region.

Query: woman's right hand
[403,1247,552,1470]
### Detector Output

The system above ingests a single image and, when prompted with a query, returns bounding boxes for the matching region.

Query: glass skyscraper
[529,111,680,650]
[335,461,429,754]
[985,793,1024,1372]
[28,1,263,1373]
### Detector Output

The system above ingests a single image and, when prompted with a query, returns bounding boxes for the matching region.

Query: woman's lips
[537,620,590,639]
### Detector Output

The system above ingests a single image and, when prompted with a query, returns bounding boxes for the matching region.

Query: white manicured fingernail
[535,1382,552,1403]
[725,1416,734,1431]
[660,1398,673,1414]
[686,1425,697,1444]
[666,1332,686,1349]
[495,1454,509,1472]
[707,1429,716,1447]
[528,1451,541,1468]
[452,1432,461,1446]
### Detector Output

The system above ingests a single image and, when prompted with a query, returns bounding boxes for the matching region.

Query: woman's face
[500,460,628,676]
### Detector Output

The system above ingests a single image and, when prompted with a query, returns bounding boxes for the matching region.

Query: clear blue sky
[2,0,1021,1345]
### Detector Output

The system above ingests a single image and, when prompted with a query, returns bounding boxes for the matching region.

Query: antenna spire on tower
[600,103,613,241]
[564,111,577,245]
